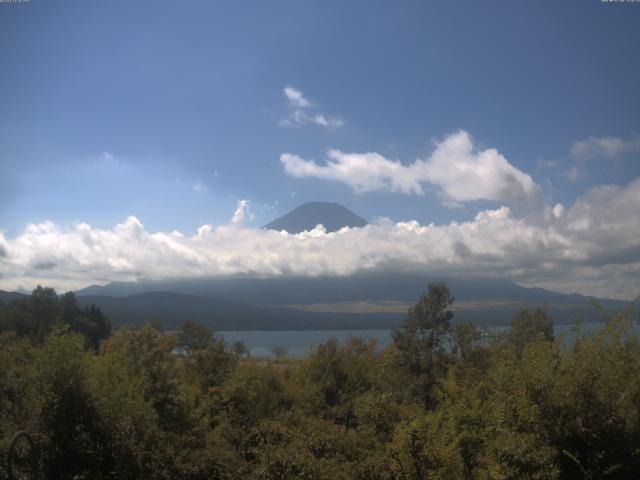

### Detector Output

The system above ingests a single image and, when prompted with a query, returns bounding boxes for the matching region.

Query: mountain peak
[264,202,368,233]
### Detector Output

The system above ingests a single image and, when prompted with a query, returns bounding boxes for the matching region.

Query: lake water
[219,322,640,358]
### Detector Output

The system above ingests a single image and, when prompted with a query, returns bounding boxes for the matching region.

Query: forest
[1,283,639,479]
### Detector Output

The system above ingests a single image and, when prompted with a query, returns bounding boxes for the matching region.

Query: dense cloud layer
[1,178,639,299]
[281,131,542,209]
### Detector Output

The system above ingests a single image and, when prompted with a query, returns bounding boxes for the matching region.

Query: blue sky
[1,0,639,232]
[1,1,639,297]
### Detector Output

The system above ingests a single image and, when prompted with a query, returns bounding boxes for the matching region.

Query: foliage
[506,307,554,356]
[392,282,454,409]
[1,284,640,479]
[0,286,111,349]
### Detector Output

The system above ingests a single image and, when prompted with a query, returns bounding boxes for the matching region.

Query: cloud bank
[281,131,542,209]
[1,178,639,299]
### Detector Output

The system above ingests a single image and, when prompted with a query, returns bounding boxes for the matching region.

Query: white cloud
[571,134,640,160]
[1,178,639,299]
[231,199,253,224]
[192,180,208,193]
[281,150,424,195]
[423,131,541,207]
[281,130,542,209]
[279,86,343,129]
[284,86,312,108]
[312,114,344,128]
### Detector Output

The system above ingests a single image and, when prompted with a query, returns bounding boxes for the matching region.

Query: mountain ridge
[75,273,628,305]
[2,279,633,330]
[0,290,28,304]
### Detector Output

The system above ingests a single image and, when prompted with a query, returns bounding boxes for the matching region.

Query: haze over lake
[219,322,640,358]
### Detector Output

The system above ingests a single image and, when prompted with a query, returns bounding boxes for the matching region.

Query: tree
[88,323,215,479]
[1,289,111,349]
[392,282,454,409]
[60,292,111,350]
[232,340,249,358]
[452,322,482,361]
[271,345,288,360]
[295,337,377,429]
[9,286,59,342]
[177,320,213,352]
[507,308,554,356]
[32,330,110,479]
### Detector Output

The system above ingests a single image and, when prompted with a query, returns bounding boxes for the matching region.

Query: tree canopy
[1,283,639,479]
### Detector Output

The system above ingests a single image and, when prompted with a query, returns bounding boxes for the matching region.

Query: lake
[219,321,640,358]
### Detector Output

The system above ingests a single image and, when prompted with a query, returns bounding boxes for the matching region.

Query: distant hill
[0,290,27,304]
[3,278,634,331]
[264,202,368,233]
[76,273,624,306]
[77,291,401,331]
[75,274,635,328]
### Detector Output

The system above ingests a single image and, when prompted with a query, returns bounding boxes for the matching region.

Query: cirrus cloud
[279,86,343,129]
[571,134,640,160]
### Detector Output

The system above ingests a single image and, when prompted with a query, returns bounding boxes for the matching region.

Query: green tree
[392,282,454,409]
[232,340,249,357]
[271,345,288,360]
[0,333,36,477]
[293,337,378,430]
[451,322,482,361]
[177,320,214,352]
[90,324,221,479]
[32,329,111,479]
[507,308,554,356]
[2,288,111,349]
[59,292,112,350]
[5,286,58,342]
[539,317,640,478]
